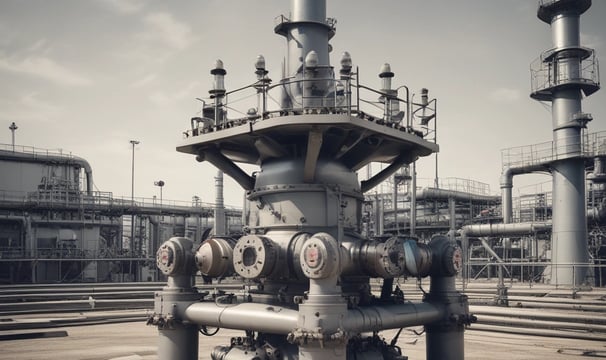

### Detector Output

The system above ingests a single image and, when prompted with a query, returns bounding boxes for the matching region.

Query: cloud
[148,81,200,106]
[488,87,521,103]
[130,73,157,88]
[0,55,91,86]
[140,12,194,51]
[97,0,144,14]
[0,92,64,123]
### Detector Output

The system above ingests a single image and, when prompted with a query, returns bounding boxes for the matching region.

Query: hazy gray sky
[1,0,604,206]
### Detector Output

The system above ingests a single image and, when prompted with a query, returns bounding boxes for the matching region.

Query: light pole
[129,140,139,262]
[9,122,17,152]
[154,180,165,205]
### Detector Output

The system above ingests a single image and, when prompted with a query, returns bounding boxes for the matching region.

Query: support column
[150,237,199,360]
[424,236,474,360]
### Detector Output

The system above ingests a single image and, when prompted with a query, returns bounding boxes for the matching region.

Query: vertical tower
[531,0,600,285]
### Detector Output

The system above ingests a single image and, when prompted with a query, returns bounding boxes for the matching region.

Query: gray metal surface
[533,0,596,286]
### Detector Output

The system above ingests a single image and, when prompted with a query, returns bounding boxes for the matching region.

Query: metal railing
[464,260,606,288]
[0,144,73,158]
[0,189,242,213]
[501,131,606,168]
[530,48,600,95]
[185,75,434,140]
[0,247,151,260]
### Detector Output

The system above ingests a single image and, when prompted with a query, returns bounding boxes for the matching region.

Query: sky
[1,0,604,207]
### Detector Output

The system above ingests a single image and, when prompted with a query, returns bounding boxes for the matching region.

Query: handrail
[0,189,242,212]
[185,75,432,139]
[501,130,606,168]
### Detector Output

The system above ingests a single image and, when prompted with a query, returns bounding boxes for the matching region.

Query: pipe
[214,170,225,235]
[183,302,299,334]
[461,222,552,238]
[416,187,500,203]
[343,302,443,332]
[361,154,410,193]
[183,301,443,335]
[500,164,549,224]
[480,237,506,288]
[0,149,94,194]
[479,238,504,263]
[587,201,606,222]
[196,149,255,190]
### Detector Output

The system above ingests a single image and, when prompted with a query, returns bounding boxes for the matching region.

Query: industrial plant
[147,0,602,359]
[0,0,604,359]
[0,143,242,283]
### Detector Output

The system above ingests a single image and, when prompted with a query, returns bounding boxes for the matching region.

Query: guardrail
[0,189,242,214]
[501,131,606,169]
[465,260,606,288]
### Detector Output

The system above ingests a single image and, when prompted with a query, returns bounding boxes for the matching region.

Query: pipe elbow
[500,167,513,189]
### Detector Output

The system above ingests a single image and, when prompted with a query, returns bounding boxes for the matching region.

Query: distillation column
[531,0,600,285]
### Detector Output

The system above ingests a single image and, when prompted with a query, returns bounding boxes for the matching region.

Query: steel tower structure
[530,0,600,285]
[150,1,473,359]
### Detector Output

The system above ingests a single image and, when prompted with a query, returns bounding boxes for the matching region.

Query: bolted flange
[233,235,277,278]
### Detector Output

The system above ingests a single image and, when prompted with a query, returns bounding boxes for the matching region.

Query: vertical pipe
[426,275,465,360]
[378,199,385,235]
[500,169,513,224]
[449,197,456,236]
[411,162,417,236]
[393,174,398,234]
[214,170,226,236]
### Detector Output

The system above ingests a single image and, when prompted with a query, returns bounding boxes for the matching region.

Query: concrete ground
[1,320,605,360]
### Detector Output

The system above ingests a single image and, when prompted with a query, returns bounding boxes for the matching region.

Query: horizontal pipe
[461,222,552,237]
[183,301,443,334]
[416,188,500,202]
[470,305,606,324]
[470,323,606,342]
[478,314,606,333]
[342,302,443,332]
[183,302,298,334]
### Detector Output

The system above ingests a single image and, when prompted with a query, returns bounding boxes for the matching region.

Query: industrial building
[0,144,242,283]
